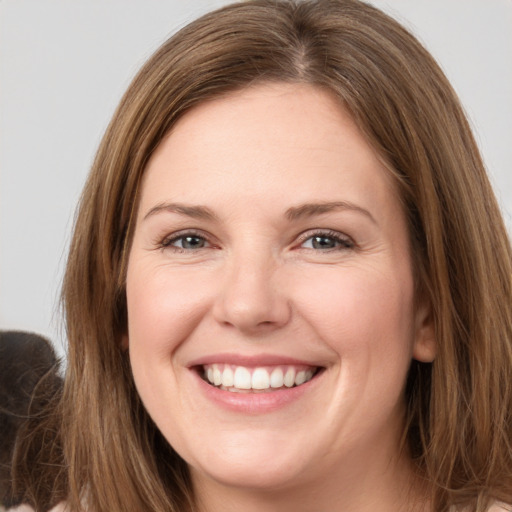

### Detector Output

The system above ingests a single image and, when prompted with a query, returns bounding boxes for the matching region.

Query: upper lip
[187,353,325,369]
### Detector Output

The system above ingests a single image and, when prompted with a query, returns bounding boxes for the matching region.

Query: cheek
[126,263,213,355]
[125,264,214,438]
[292,264,416,364]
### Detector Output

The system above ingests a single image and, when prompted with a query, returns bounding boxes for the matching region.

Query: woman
[9,0,512,511]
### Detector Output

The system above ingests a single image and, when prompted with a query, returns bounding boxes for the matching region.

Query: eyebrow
[143,202,218,222]
[285,201,377,224]
[143,200,376,224]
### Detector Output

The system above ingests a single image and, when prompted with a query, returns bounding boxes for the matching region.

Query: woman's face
[125,83,434,493]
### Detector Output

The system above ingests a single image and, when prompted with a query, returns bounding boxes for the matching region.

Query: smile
[202,364,318,392]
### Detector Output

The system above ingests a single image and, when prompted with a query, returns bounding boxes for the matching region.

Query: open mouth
[198,364,322,393]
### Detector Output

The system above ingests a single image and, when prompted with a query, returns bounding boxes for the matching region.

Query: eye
[299,230,354,250]
[162,232,210,251]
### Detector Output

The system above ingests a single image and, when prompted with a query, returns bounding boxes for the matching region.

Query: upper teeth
[203,364,316,391]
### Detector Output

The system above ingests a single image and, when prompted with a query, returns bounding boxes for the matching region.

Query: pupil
[183,236,204,249]
[312,236,335,249]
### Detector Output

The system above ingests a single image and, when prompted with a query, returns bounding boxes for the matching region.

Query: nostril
[211,268,292,332]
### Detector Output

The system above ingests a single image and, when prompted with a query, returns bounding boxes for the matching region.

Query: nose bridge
[213,242,291,333]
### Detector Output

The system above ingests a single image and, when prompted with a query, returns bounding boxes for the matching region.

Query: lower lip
[191,369,322,414]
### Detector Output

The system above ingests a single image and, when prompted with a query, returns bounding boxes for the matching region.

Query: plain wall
[1,0,511,357]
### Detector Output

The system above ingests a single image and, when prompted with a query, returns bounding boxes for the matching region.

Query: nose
[212,255,292,334]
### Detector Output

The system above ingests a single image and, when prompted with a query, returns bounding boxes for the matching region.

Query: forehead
[138,83,400,220]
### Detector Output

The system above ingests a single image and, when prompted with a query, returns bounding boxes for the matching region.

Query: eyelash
[296,229,354,251]
[158,229,354,253]
[160,230,211,253]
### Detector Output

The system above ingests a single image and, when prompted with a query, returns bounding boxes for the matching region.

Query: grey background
[1,0,511,358]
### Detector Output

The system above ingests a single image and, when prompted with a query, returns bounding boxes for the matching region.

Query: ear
[121,333,129,351]
[412,300,436,363]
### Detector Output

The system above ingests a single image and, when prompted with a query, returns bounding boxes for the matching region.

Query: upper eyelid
[158,228,212,247]
[165,233,208,245]
[295,229,354,245]
[155,227,354,249]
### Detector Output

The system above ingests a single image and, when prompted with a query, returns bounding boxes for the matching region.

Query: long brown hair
[13,1,512,511]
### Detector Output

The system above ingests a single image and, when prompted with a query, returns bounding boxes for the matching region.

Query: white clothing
[5,501,511,512]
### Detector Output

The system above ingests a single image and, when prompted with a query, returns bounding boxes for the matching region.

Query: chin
[183,430,316,491]
[192,455,307,491]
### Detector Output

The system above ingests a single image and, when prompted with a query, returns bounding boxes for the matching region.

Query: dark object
[0,331,63,508]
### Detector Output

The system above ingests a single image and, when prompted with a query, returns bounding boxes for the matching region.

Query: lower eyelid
[168,236,208,249]
[158,230,211,250]
[298,232,354,250]
[156,230,353,251]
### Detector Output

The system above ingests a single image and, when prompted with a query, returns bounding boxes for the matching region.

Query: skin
[124,83,436,512]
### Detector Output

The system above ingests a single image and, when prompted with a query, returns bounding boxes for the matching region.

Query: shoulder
[451,504,512,512]
[49,505,69,512]
[4,506,35,512]
[5,503,69,512]
[487,503,512,512]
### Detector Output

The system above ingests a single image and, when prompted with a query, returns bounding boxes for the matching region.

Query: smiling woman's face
[125,83,435,498]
